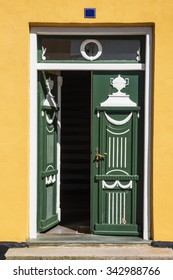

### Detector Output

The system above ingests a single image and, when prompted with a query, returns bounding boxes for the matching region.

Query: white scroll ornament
[102,180,132,189]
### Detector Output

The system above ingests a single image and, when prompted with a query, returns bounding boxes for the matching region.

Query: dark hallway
[60,71,91,232]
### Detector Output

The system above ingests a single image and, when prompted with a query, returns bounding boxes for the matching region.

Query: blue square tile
[84,8,96,18]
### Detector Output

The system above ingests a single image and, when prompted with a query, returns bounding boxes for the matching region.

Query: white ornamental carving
[42,46,47,60]
[46,112,56,125]
[110,75,129,94]
[80,39,102,61]
[136,48,141,62]
[100,75,137,107]
[104,112,132,126]
[46,175,56,185]
[46,77,54,97]
[42,77,58,123]
[42,77,57,108]
[102,180,132,189]
[45,165,56,185]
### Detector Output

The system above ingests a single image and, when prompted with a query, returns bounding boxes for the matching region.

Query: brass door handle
[95,148,107,167]
[96,152,107,160]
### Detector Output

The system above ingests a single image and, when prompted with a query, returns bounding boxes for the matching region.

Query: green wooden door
[92,71,144,236]
[37,71,60,232]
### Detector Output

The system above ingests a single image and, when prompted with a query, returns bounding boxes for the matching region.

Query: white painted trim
[56,75,63,221]
[116,193,118,224]
[108,193,111,224]
[120,137,123,168]
[106,169,129,175]
[112,194,114,224]
[112,137,115,168]
[30,26,152,240]
[119,193,122,224]
[124,137,127,168]
[143,31,152,240]
[37,63,145,71]
[29,32,38,239]
[117,138,119,167]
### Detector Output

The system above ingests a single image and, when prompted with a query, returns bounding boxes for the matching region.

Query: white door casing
[30,27,152,239]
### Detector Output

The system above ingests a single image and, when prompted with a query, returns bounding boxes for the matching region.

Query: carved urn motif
[100,74,137,107]
[110,75,129,95]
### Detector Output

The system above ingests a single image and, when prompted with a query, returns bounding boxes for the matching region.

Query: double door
[37,70,144,236]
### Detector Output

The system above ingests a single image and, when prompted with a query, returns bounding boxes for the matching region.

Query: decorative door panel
[102,189,132,225]
[38,71,60,232]
[92,71,143,236]
[101,112,133,176]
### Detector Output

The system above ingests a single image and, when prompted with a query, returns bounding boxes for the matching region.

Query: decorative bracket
[136,48,141,62]
[46,77,54,97]
[41,77,58,120]
[42,46,47,61]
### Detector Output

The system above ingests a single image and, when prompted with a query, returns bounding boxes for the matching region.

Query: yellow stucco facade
[0,0,173,242]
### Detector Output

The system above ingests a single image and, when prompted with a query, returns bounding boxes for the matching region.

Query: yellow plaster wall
[0,0,173,241]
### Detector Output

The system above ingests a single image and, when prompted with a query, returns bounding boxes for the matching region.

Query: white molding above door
[30,26,152,240]
[37,63,145,71]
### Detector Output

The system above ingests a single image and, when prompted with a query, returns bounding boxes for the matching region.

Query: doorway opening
[61,71,91,233]
[45,71,91,235]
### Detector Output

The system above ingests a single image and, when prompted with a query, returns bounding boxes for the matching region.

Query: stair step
[6,242,173,260]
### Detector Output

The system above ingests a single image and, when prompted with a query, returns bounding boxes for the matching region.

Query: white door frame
[30,26,152,239]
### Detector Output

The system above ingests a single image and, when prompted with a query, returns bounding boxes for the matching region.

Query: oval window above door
[80,39,102,61]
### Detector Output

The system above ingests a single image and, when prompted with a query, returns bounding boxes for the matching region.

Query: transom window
[38,36,145,63]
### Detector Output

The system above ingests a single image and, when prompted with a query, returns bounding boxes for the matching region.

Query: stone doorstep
[28,235,152,246]
[5,245,173,260]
